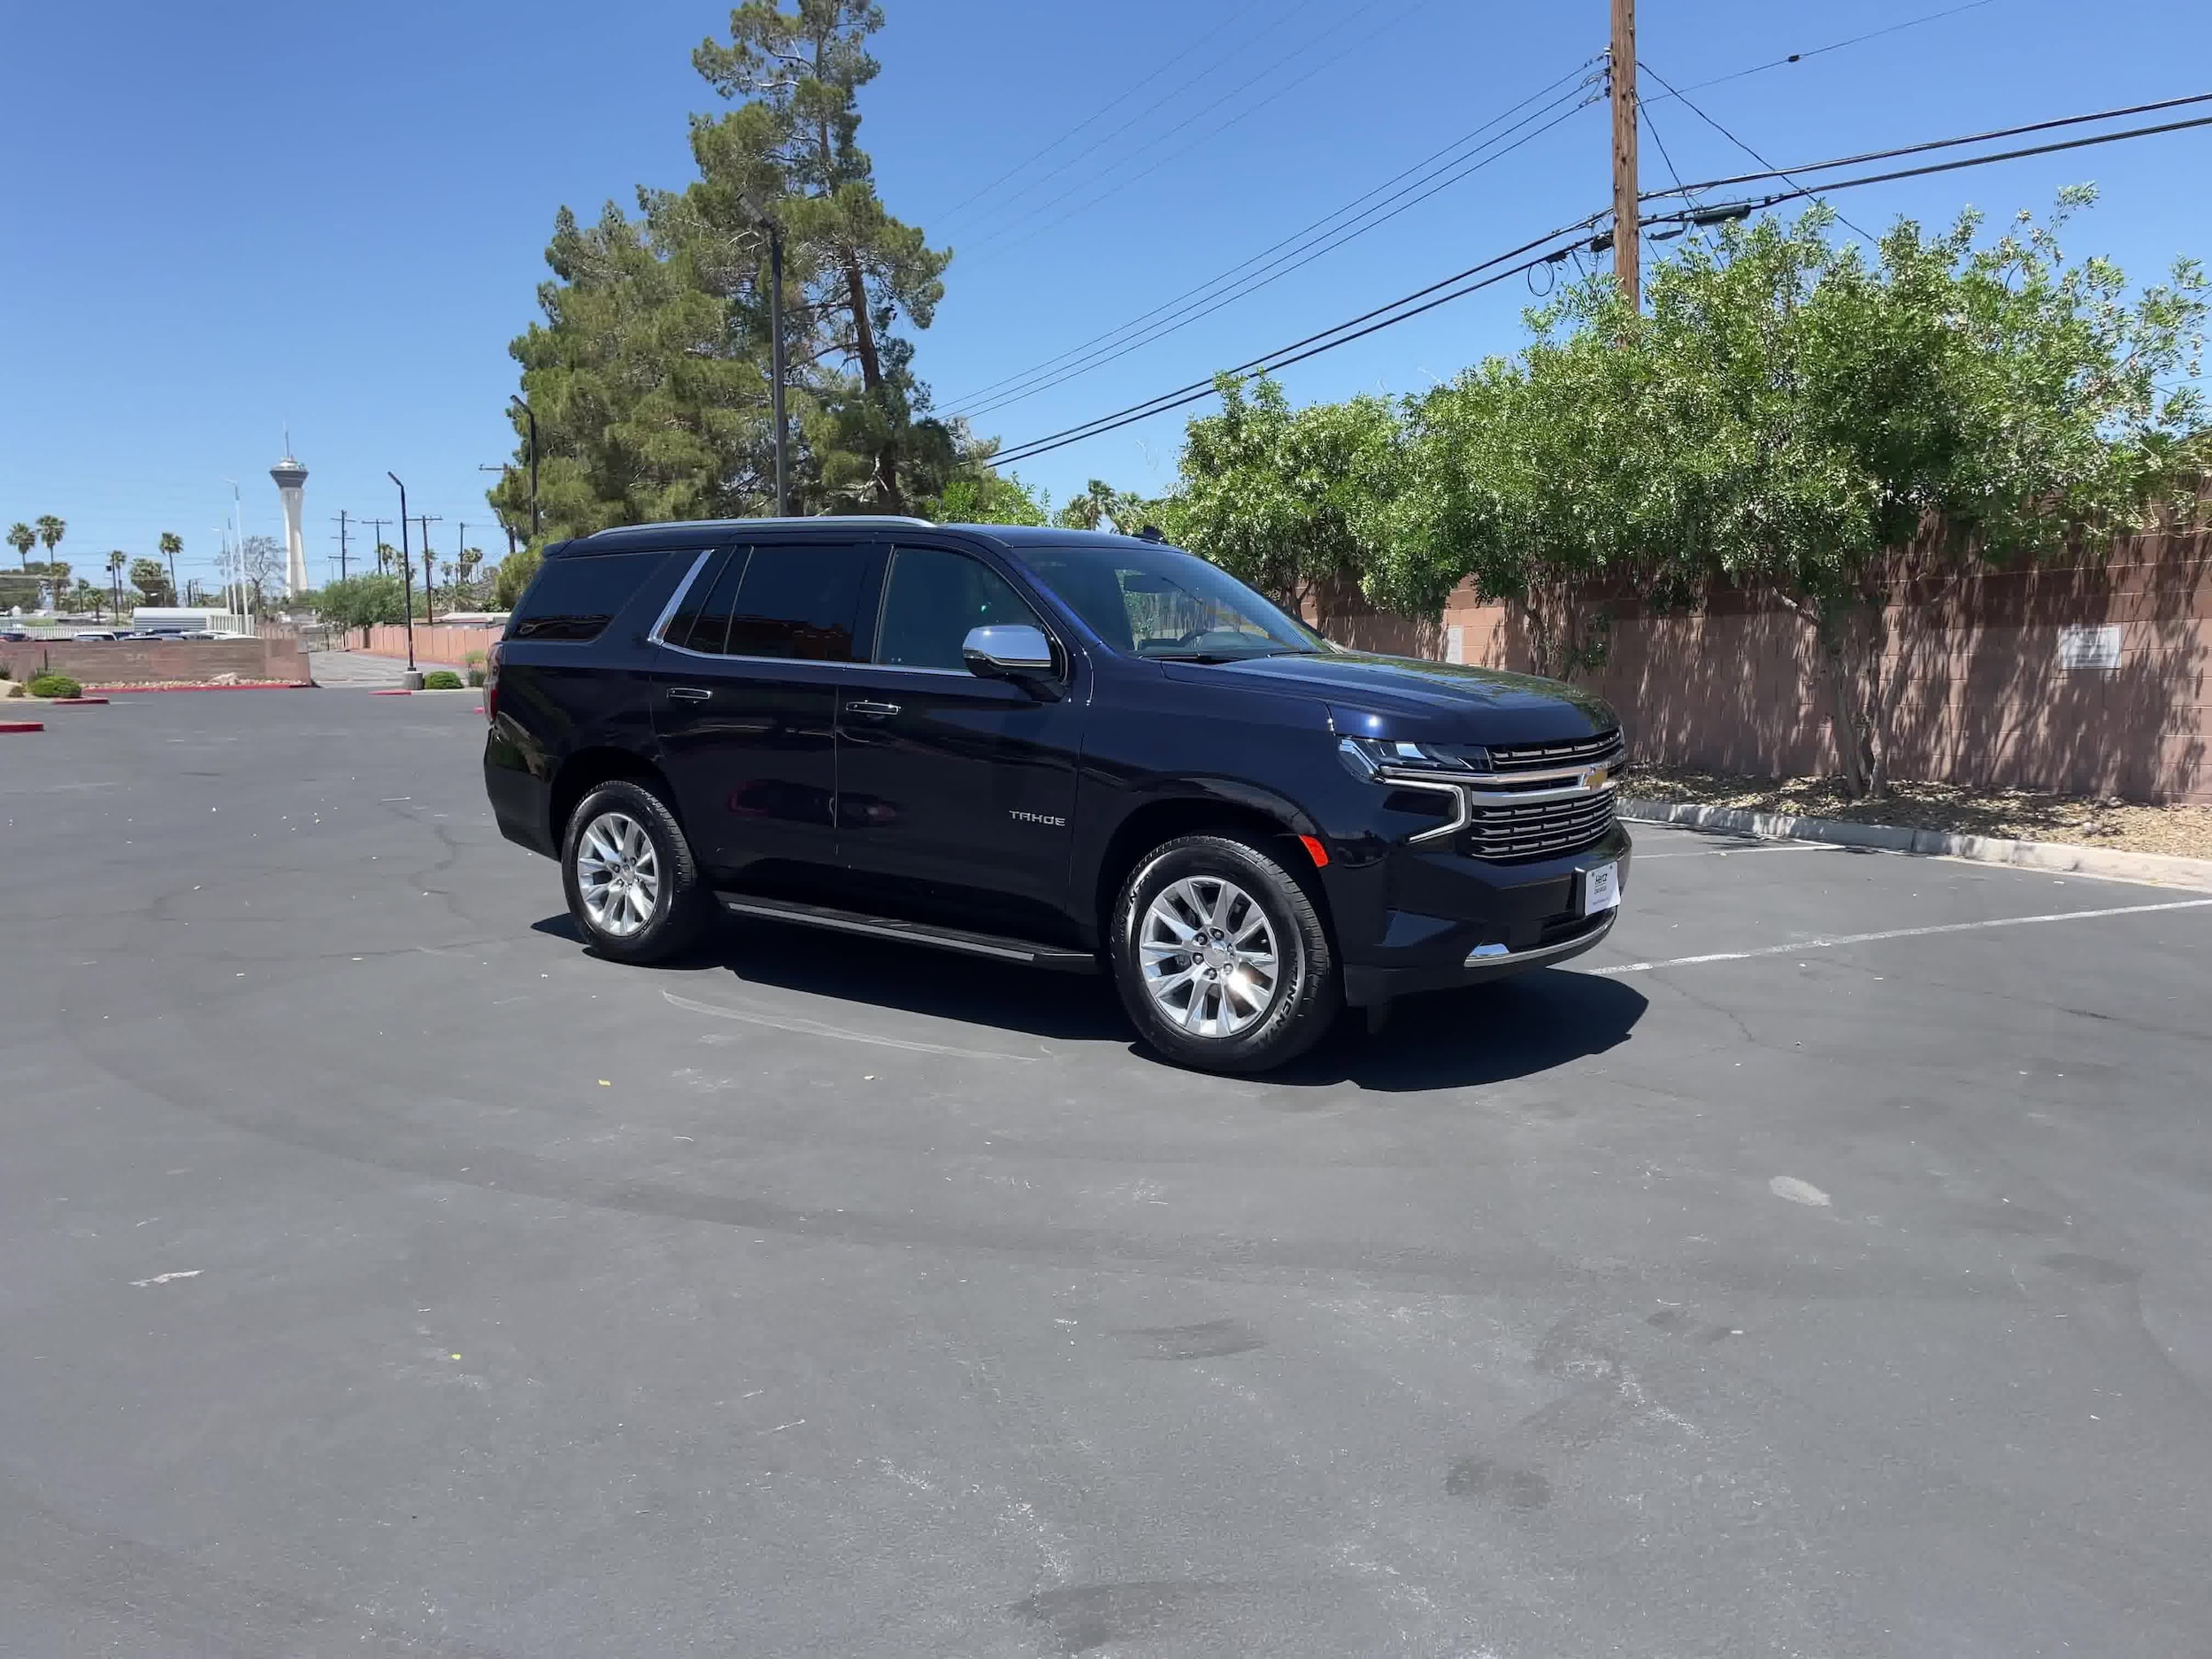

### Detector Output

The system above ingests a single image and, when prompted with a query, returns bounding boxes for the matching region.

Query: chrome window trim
[644,549,720,647]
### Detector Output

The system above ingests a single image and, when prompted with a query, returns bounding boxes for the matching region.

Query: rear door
[833,540,1084,922]
[649,539,874,882]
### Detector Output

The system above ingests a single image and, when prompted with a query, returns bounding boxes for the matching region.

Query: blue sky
[3,1,2208,593]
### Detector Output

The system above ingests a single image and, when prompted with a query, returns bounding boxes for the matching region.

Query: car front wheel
[560,780,713,964]
[1110,833,1340,1074]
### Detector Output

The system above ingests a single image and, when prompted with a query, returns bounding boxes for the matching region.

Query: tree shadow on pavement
[530,913,1647,1088]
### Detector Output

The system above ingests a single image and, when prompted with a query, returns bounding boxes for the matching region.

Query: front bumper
[1328,823,1631,1006]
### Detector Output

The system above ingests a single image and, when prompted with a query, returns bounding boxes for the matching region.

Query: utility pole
[364,517,389,575]
[414,513,442,623]
[763,218,790,515]
[1609,0,1640,309]
[388,474,416,675]
[509,394,540,541]
[332,510,351,580]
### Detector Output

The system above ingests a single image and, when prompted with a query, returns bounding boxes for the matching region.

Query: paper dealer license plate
[1580,862,1620,917]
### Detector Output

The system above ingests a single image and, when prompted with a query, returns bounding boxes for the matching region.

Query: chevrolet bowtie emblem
[1582,764,1610,790]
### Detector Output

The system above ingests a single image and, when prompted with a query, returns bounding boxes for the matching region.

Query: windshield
[1013,542,1328,660]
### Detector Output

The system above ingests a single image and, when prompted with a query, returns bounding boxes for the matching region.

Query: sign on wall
[2056,623,2124,672]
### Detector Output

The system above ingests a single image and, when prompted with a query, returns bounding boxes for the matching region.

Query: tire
[560,779,714,964]
[1110,833,1340,1074]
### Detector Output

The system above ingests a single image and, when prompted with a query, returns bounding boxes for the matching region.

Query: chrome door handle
[667,686,712,702]
[843,699,901,718]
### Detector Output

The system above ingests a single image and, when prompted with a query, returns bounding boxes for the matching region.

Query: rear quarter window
[508,550,671,642]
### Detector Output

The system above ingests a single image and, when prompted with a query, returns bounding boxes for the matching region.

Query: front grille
[1486,729,1624,772]
[1462,789,1617,861]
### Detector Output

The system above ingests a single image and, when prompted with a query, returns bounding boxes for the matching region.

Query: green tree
[691,0,953,512]
[6,523,32,567]
[130,557,174,607]
[1167,375,1401,606]
[492,545,542,611]
[105,549,127,611]
[1365,196,2207,796]
[35,514,65,569]
[157,532,183,596]
[922,470,1051,526]
[314,574,407,642]
[495,0,969,539]
[72,577,105,621]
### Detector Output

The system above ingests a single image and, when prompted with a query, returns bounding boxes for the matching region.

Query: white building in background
[271,447,309,596]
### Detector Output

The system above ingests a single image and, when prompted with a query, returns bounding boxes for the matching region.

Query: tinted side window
[875,547,1039,672]
[671,548,749,654]
[662,548,738,651]
[726,543,870,662]
[510,550,668,642]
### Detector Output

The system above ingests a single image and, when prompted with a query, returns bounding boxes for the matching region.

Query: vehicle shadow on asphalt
[533,915,1647,1089]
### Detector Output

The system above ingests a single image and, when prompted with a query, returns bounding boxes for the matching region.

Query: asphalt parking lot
[6,690,2212,1658]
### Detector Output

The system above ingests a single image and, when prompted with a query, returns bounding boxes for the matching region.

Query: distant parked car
[0,628,28,642]
[72,630,119,641]
[180,629,220,640]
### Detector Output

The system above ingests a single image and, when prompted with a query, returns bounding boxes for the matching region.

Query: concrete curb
[0,719,44,733]
[1620,796,2212,893]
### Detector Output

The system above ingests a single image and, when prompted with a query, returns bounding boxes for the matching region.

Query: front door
[834,541,1084,929]
[650,539,874,882]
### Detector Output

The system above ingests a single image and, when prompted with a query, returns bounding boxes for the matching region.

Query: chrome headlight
[1337,735,1490,781]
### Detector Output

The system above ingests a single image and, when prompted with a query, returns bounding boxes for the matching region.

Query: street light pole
[509,394,539,542]
[388,472,416,674]
[762,217,789,515]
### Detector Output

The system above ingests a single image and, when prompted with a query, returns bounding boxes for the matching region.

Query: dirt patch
[1625,764,2212,861]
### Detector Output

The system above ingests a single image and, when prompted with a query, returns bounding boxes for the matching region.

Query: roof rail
[588,514,937,536]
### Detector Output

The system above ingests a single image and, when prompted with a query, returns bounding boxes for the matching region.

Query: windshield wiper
[1146,646,1315,664]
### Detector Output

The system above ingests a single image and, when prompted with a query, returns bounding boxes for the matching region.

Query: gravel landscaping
[1625,762,2212,860]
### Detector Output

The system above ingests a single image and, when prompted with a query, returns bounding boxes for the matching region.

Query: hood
[1156,650,1616,741]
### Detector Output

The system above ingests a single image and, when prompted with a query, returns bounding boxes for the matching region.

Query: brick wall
[1308,510,2212,806]
[351,624,503,665]
[0,636,310,687]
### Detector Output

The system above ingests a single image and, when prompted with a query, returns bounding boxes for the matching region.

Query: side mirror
[963,624,1056,680]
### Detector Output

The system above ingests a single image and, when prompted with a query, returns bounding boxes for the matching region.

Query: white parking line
[662,988,1037,1062]
[1632,841,1840,860]
[1592,897,2212,975]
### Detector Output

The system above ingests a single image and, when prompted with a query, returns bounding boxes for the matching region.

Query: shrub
[27,672,81,699]
[421,669,464,690]
[465,666,486,687]
[461,649,487,667]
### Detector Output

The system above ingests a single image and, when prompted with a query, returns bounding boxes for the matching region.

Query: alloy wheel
[575,810,660,938]
[1137,874,1281,1039]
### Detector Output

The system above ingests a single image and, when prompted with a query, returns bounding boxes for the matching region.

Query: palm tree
[35,514,65,565]
[107,549,127,613]
[6,523,32,568]
[158,532,182,599]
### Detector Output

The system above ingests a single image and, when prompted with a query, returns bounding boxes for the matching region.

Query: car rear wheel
[560,780,713,964]
[1110,833,1339,1074]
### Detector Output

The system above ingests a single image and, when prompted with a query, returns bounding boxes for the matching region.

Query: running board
[718,894,1098,972]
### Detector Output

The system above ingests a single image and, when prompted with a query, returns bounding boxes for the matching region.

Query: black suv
[484,518,1628,1072]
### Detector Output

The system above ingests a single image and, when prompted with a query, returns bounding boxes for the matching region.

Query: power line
[950,0,1340,243]
[961,0,1454,265]
[1640,0,2012,104]
[992,100,2212,467]
[1643,111,2212,224]
[1642,89,2212,202]
[989,214,1605,467]
[1637,58,1877,243]
[942,57,1601,413]
[929,0,1279,229]
[950,80,1603,424]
